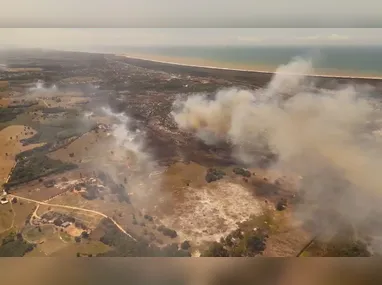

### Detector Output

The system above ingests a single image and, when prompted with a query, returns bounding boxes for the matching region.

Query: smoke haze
[98,107,164,207]
[171,58,382,246]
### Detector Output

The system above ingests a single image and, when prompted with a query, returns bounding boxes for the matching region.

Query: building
[1,198,9,205]
[61,222,71,228]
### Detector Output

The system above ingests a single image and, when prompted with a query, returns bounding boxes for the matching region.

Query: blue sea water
[121,45,382,77]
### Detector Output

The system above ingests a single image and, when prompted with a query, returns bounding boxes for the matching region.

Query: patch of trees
[20,132,44,145]
[56,128,89,140]
[0,107,24,123]
[7,102,38,109]
[202,228,268,257]
[144,214,153,222]
[0,232,35,257]
[233,167,251,178]
[205,168,226,183]
[5,154,77,187]
[15,145,56,161]
[43,212,75,226]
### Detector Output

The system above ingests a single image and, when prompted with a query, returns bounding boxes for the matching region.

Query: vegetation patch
[202,228,268,257]
[205,168,226,183]
[232,167,251,178]
[0,231,35,257]
[5,155,77,187]
[157,225,178,238]
[97,219,187,257]
[0,107,24,123]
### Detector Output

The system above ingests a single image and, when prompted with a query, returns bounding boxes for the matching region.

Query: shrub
[181,240,191,250]
[205,168,226,183]
[233,167,251,177]
[144,214,153,222]
[157,225,178,238]
[276,198,287,211]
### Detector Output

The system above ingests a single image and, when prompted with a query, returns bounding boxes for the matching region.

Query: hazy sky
[1,28,382,49]
[1,1,382,49]
[1,0,382,27]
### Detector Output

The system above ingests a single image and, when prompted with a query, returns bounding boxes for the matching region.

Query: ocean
[119,45,382,77]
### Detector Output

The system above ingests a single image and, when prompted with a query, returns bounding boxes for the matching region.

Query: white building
[0,198,9,205]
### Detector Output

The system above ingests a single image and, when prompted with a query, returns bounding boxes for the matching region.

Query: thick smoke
[171,57,382,247]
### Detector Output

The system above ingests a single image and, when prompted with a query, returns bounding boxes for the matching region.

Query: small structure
[0,198,9,205]
[61,222,71,228]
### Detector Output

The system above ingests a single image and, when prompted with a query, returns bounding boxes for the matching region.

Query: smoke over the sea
[171,57,382,246]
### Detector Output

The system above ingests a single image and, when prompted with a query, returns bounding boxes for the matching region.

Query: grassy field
[23,224,55,243]
[48,130,110,166]
[0,81,8,91]
[51,240,111,257]
[0,203,14,233]
[0,125,45,185]
[11,201,35,229]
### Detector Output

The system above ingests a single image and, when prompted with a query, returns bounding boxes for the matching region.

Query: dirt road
[8,194,137,242]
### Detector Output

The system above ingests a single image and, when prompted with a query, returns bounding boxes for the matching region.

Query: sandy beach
[122,53,382,80]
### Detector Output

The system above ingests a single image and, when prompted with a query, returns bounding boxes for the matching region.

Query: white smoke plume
[99,107,164,207]
[27,79,58,96]
[171,57,382,248]
[26,79,95,100]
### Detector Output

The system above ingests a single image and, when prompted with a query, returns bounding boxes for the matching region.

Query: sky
[1,0,382,49]
[1,28,382,49]
[1,0,382,27]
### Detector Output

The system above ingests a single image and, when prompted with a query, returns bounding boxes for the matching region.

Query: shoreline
[121,54,382,81]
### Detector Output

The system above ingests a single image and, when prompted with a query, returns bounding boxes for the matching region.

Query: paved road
[8,194,137,242]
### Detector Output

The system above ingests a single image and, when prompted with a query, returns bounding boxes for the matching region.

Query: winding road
[8,194,137,242]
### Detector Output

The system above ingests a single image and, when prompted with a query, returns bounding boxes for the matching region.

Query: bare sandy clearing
[160,182,263,245]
